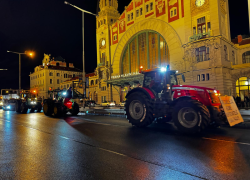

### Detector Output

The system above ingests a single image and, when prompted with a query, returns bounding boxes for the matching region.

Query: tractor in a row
[124,67,227,133]
[16,89,42,114]
[43,87,81,117]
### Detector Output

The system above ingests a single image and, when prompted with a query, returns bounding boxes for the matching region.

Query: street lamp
[7,50,34,96]
[64,1,97,98]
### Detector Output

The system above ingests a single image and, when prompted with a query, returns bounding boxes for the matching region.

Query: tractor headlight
[161,67,167,72]
[62,92,67,96]
[7,106,11,109]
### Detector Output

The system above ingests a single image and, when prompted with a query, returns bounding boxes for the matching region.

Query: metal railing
[189,30,213,42]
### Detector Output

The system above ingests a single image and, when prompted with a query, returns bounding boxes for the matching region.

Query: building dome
[99,0,118,10]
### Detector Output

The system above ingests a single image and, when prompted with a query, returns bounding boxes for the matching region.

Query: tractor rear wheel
[125,92,154,127]
[20,103,28,114]
[71,103,79,116]
[15,100,21,113]
[43,100,53,116]
[53,104,62,117]
[173,99,210,133]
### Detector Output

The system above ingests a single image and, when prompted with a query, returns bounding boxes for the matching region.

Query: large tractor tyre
[20,103,28,114]
[125,92,154,127]
[53,104,62,117]
[173,99,210,133]
[36,102,42,112]
[71,103,79,116]
[43,101,53,116]
[15,100,21,113]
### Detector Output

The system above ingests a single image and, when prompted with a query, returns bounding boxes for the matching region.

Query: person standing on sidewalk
[245,96,250,108]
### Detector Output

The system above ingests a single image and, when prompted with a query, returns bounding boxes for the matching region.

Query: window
[131,13,133,20]
[50,79,53,84]
[104,19,106,24]
[111,19,113,23]
[101,20,103,25]
[224,45,228,61]
[73,74,75,78]
[196,46,209,62]
[95,79,98,84]
[171,10,173,17]
[114,34,117,41]
[67,84,69,88]
[49,72,53,76]
[57,73,60,77]
[38,74,39,78]
[140,8,143,15]
[146,4,149,12]
[207,22,211,31]
[150,2,153,11]
[242,51,250,64]
[174,9,177,15]
[128,14,130,21]
[232,51,236,65]
[193,27,196,35]
[109,0,111,6]
[57,79,60,84]
[136,10,139,17]
[197,75,200,82]
[206,74,210,81]
[98,21,100,28]
[64,74,68,78]
[197,17,206,34]
[201,74,205,81]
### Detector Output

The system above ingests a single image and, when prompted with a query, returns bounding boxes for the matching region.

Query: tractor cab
[142,68,184,101]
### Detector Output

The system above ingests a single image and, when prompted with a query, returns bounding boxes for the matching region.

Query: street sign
[219,96,244,126]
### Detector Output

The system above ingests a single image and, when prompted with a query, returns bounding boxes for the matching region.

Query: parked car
[3,99,16,111]
[118,101,125,107]
[85,100,96,107]
[101,101,116,107]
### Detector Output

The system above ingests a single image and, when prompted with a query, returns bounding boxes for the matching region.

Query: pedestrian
[245,96,250,108]
[236,96,241,108]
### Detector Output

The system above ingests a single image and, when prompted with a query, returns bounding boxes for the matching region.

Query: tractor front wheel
[173,99,210,133]
[15,100,21,113]
[20,103,28,114]
[43,101,53,116]
[53,104,62,117]
[37,102,42,112]
[71,103,79,116]
[125,92,154,127]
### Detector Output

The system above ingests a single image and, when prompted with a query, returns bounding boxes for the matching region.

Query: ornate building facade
[90,0,250,103]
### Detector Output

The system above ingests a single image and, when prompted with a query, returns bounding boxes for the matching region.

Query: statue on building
[42,54,51,66]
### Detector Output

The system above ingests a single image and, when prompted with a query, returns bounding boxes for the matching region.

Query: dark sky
[0,0,248,90]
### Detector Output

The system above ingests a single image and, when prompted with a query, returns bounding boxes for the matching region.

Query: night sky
[0,0,248,90]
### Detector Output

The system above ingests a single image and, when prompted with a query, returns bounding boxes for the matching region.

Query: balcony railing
[189,30,213,42]
[98,62,105,67]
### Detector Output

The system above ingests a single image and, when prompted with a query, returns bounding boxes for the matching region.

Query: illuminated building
[91,0,250,103]
[30,54,83,100]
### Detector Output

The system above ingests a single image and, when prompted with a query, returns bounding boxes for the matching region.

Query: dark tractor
[43,88,80,117]
[16,90,42,114]
[125,67,226,133]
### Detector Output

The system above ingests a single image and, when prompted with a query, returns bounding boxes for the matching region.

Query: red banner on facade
[168,0,179,23]
[112,23,118,45]
[126,2,134,12]
[119,12,125,20]
[135,0,143,8]
[156,0,166,17]
[119,20,126,34]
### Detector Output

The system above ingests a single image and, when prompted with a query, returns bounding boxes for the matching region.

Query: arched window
[236,77,250,100]
[224,45,228,61]
[122,31,169,75]
[242,51,250,64]
[95,79,98,84]
[91,80,94,86]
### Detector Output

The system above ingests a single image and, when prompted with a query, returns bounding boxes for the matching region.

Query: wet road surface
[0,110,250,179]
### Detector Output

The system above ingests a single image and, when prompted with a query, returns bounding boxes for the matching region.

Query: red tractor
[43,88,80,117]
[125,67,226,133]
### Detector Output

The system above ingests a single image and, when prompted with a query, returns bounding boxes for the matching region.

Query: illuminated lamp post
[7,50,34,96]
[64,1,97,98]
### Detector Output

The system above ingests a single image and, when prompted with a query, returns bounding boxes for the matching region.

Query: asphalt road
[0,110,250,180]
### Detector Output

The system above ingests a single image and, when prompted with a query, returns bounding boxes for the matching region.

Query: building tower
[96,0,120,102]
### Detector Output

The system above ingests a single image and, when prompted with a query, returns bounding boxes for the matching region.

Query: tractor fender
[172,96,200,106]
[126,87,155,99]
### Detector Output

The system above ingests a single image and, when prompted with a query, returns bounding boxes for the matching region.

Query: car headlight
[7,106,11,109]
[0,102,3,105]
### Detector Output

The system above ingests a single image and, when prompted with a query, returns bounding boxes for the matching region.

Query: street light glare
[64,1,68,4]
